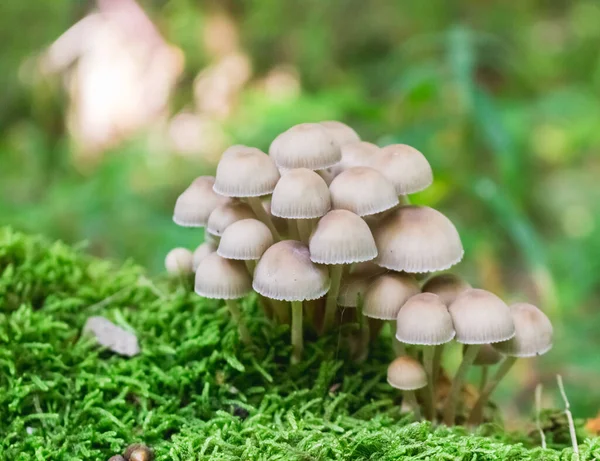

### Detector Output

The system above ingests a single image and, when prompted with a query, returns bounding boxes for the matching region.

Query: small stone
[83,316,140,357]
[108,456,126,461]
[124,444,154,461]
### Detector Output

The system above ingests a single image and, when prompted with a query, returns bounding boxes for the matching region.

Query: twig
[556,375,579,459]
[535,383,546,449]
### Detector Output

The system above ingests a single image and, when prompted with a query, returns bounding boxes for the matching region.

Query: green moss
[1,227,598,460]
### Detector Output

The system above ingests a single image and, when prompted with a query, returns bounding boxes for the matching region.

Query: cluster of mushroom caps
[167,121,554,426]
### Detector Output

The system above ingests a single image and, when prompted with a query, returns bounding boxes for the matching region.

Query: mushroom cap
[194,252,252,299]
[320,120,360,146]
[217,218,274,260]
[422,273,472,306]
[387,356,427,391]
[165,248,194,274]
[494,303,553,357]
[206,201,256,237]
[309,210,377,264]
[337,273,376,307]
[192,242,217,271]
[329,167,399,216]
[351,261,387,278]
[271,123,341,170]
[464,343,504,366]
[173,176,230,227]
[213,146,280,197]
[374,206,464,273]
[448,289,515,344]
[371,144,433,195]
[396,293,455,345]
[253,240,330,301]
[363,272,420,320]
[271,168,331,219]
[331,141,379,176]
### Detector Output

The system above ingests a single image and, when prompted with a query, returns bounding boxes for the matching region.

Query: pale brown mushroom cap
[331,141,380,176]
[494,303,553,357]
[320,120,360,146]
[337,273,376,307]
[396,293,455,345]
[217,218,274,260]
[363,272,420,320]
[173,176,230,227]
[374,206,464,273]
[448,289,515,344]
[194,252,252,299]
[464,343,504,366]
[387,356,428,391]
[253,240,330,301]
[206,201,256,237]
[309,210,377,264]
[165,248,194,274]
[192,242,217,271]
[213,146,280,197]
[271,168,331,219]
[330,167,399,216]
[422,273,472,306]
[271,123,341,170]
[371,144,433,195]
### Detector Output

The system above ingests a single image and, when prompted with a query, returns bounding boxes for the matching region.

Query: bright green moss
[0,227,597,460]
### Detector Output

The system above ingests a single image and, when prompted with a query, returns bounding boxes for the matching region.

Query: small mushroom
[195,252,253,345]
[253,240,330,363]
[371,144,433,196]
[330,141,379,176]
[468,302,553,425]
[387,356,428,420]
[374,206,464,273]
[218,218,274,263]
[270,123,341,170]
[173,176,230,227]
[164,248,194,275]
[206,201,256,238]
[422,273,472,306]
[192,242,217,271]
[329,167,399,217]
[319,120,360,146]
[309,210,378,332]
[443,289,515,426]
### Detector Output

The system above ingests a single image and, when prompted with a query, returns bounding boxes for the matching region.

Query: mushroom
[173,176,230,227]
[319,120,360,146]
[195,252,253,345]
[124,444,154,461]
[164,248,194,275]
[387,356,428,420]
[270,123,341,170]
[467,302,553,425]
[329,167,399,217]
[330,141,380,176]
[192,242,216,271]
[309,210,377,332]
[422,273,472,306]
[395,293,455,418]
[217,219,274,265]
[253,240,330,363]
[465,343,503,392]
[374,206,464,273]
[270,168,331,242]
[206,201,256,239]
[213,145,281,239]
[371,144,433,197]
[443,289,515,426]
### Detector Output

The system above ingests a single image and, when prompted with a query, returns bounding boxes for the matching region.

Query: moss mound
[1,227,597,460]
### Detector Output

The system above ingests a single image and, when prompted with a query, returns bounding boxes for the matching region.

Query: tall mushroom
[253,240,330,363]
[309,210,377,332]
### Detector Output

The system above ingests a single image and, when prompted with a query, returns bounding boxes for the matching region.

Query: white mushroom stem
[422,346,436,420]
[297,219,312,243]
[391,321,406,356]
[225,299,252,346]
[288,221,300,240]
[246,197,282,241]
[467,356,518,425]
[432,343,445,391]
[479,366,489,392]
[322,264,343,333]
[403,390,421,421]
[291,301,304,363]
[443,344,481,426]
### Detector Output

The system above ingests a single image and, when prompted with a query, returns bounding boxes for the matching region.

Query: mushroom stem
[244,260,256,274]
[291,301,304,364]
[246,197,282,241]
[354,295,370,362]
[391,321,406,356]
[423,346,436,420]
[398,194,411,206]
[368,318,384,342]
[467,356,517,425]
[322,264,343,333]
[404,390,421,421]
[225,299,252,346]
[271,299,291,324]
[297,219,312,243]
[288,220,300,240]
[245,261,273,320]
[432,343,445,390]
[479,366,489,392]
[443,344,481,426]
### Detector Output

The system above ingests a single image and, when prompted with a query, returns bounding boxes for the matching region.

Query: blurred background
[1,0,599,421]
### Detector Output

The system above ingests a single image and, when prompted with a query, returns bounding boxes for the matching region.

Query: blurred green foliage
[1,0,599,417]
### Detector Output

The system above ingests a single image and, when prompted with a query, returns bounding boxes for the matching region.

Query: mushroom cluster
[169,121,554,426]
